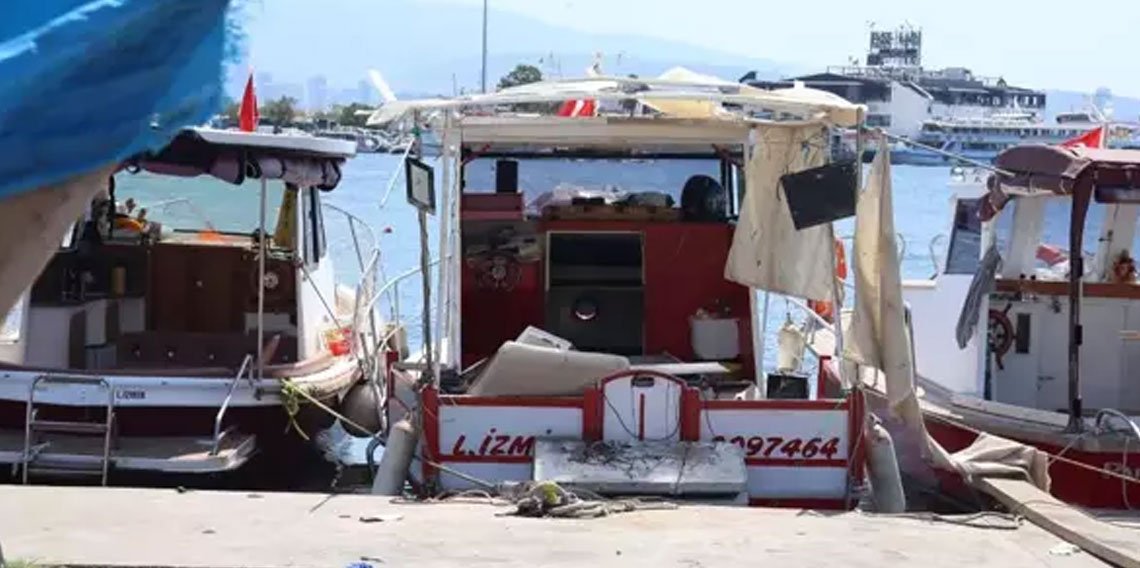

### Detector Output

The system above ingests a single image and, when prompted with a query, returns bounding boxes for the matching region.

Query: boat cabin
[925,147,1140,421]
[3,128,355,375]
[456,117,756,384]
[378,75,869,506]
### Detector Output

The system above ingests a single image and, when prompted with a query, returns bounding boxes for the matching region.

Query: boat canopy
[367,71,863,127]
[128,128,356,190]
[989,145,1140,197]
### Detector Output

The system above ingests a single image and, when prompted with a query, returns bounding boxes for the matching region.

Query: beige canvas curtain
[845,137,1050,491]
[725,124,834,301]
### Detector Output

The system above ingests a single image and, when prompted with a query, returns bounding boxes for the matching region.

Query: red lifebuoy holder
[809,239,847,323]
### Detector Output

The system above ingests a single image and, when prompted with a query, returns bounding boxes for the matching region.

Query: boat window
[112,171,287,243]
[463,157,722,213]
[945,198,986,274]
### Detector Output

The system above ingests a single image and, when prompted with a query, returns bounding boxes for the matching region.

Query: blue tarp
[0,0,237,199]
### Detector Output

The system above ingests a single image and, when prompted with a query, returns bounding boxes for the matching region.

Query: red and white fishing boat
[813,141,1140,509]
[0,127,384,483]
[372,72,885,507]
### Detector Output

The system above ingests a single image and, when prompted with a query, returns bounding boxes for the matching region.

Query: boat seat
[115,331,297,370]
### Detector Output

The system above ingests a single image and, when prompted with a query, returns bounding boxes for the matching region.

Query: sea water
[322,154,959,361]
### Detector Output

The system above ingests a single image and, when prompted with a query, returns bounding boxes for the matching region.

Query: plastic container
[690,317,740,361]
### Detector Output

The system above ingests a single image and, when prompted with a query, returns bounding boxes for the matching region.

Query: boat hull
[0,359,361,479]
[858,385,1140,509]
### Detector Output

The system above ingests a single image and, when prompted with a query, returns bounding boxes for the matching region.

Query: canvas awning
[131,128,354,190]
[982,145,1140,218]
[367,71,864,127]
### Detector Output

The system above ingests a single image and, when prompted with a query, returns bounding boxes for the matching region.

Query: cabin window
[110,171,288,246]
[867,114,891,127]
[463,157,723,213]
[945,198,985,274]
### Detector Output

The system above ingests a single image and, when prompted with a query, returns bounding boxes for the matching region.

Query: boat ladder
[20,375,116,485]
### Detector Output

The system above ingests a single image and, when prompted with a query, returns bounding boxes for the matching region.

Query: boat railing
[1094,408,1140,442]
[212,354,253,456]
[369,258,441,333]
[928,234,946,278]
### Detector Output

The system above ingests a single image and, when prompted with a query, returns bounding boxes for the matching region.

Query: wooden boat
[373,73,875,506]
[0,128,385,483]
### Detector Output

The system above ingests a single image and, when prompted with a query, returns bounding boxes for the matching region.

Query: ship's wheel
[987,305,1015,370]
[473,252,522,291]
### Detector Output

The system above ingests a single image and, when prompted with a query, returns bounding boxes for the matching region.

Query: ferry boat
[744,26,1049,144]
[371,73,876,507]
[890,111,1139,165]
[0,127,385,484]
[810,146,1140,508]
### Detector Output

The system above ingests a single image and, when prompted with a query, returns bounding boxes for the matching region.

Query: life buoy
[808,239,847,323]
[113,216,144,233]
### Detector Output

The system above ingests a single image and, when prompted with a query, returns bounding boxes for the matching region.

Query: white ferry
[891,110,1139,165]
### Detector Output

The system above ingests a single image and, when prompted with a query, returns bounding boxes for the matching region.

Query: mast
[480,0,488,93]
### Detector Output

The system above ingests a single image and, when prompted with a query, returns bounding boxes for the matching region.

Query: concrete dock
[0,485,1114,567]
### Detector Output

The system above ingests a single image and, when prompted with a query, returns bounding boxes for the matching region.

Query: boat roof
[454,115,753,154]
[128,128,355,190]
[367,70,864,129]
[188,127,356,158]
[989,145,1140,197]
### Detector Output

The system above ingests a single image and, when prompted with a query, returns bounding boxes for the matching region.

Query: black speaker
[766,372,809,399]
[780,161,857,230]
[495,160,519,194]
[545,287,643,355]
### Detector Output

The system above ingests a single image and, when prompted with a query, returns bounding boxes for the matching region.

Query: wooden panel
[996,278,1140,300]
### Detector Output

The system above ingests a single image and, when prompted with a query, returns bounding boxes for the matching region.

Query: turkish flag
[1060,126,1104,149]
[557,99,596,117]
[239,73,259,132]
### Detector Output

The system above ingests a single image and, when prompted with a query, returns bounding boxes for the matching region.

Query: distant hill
[230,0,796,98]
[1046,90,1140,123]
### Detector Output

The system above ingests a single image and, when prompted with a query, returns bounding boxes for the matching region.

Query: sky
[425,0,1140,95]
[235,0,1140,97]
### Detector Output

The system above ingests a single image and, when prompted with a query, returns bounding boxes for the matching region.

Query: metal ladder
[21,375,116,485]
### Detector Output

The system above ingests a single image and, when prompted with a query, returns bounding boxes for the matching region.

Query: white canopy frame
[420,83,866,388]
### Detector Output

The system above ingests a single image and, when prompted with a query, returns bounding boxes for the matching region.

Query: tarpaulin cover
[0,0,236,199]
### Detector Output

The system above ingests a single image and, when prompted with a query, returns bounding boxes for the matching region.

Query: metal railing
[212,354,253,456]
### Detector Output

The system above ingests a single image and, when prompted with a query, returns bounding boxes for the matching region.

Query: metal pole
[1066,182,1092,432]
[481,0,488,93]
[434,115,452,375]
[871,127,1013,178]
[257,178,267,383]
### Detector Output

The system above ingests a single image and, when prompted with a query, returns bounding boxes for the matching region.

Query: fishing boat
[0,127,385,484]
[810,144,1140,508]
[363,73,895,507]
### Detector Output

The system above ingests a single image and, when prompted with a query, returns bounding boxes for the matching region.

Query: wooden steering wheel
[987,305,1015,370]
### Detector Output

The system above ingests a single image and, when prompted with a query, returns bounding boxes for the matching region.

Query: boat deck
[0,485,1114,568]
[0,430,255,474]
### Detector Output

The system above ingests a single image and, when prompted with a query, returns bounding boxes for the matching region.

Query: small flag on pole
[239,72,259,132]
[1059,126,1104,149]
